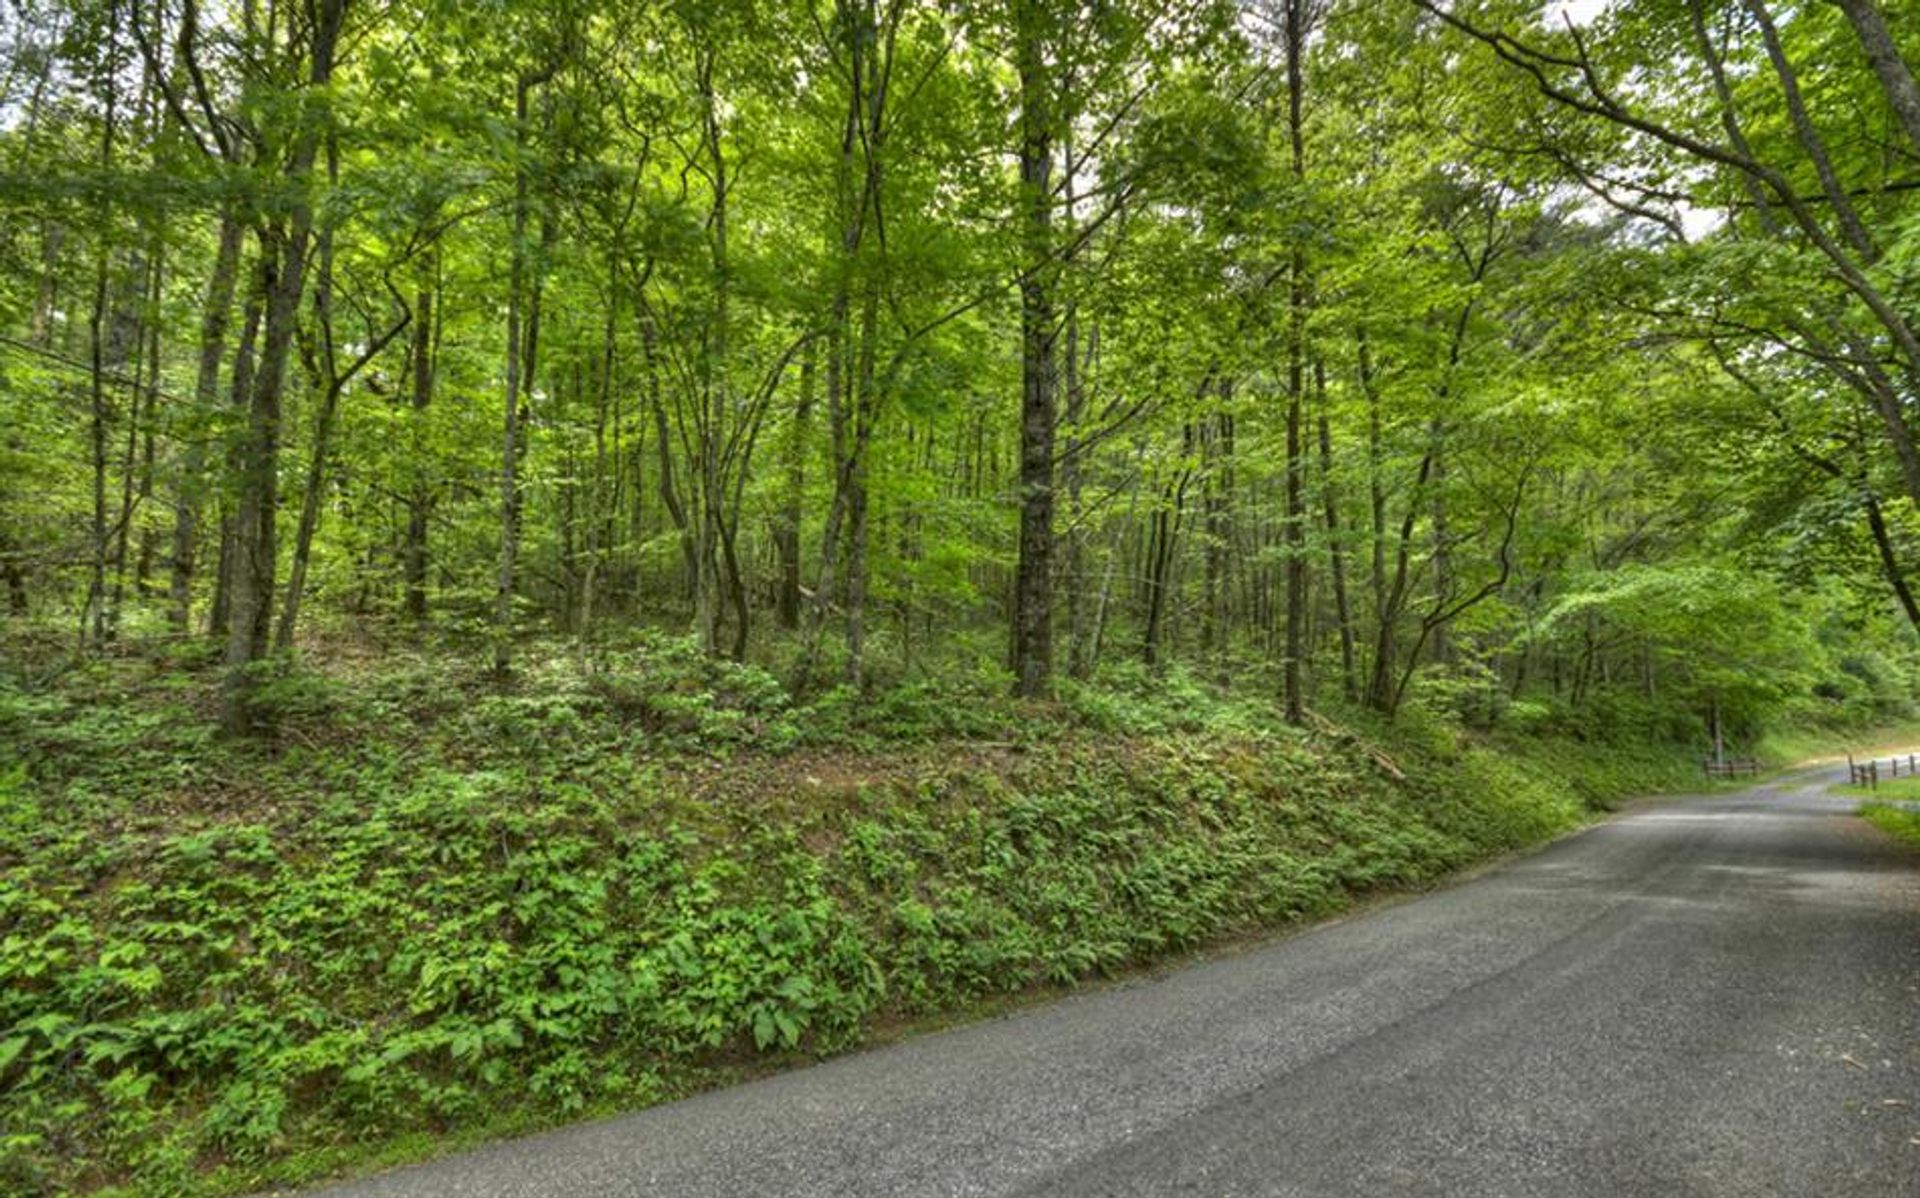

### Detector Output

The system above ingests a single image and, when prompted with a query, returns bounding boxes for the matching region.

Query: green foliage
[6,0,1920,1190]
[1863,802,1920,851]
[0,645,1742,1197]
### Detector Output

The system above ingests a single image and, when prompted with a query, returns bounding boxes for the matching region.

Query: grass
[1758,723,1920,767]
[1863,802,1920,848]
[0,635,1905,1197]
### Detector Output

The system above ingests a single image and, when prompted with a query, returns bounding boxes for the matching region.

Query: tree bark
[1281,0,1310,724]
[1745,0,1877,261]
[81,1,121,651]
[222,0,347,731]
[170,211,241,631]
[1316,360,1357,702]
[775,344,813,630]
[494,65,553,677]
[1833,0,1920,160]
[404,279,435,623]
[1143,425,1195,671]
[0,530,26,616]
[210,281,265,639]
[1011,0,1057,698]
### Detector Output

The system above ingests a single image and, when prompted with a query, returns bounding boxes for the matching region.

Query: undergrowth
[0,636,1876,1197]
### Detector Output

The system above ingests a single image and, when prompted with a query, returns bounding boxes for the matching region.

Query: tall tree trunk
[403,279,435,623]
[1064,314,1093,679]
[85,246,112,651]
[844,282,880,682]
[1361,330,1387,650]
[494,65,550,677]
[81,1,121,651]
[171,212,242,631]
[107,248,159,639]
[1144,425,1195,671]
[210,282,265,639]
[1428,421,1451,665]
[1316,361,1357,702]
[222,0,346,731]
[578,271,614,652]
[798,310,852,686]
[799,5,886,687]
[1280,0,1310,724]
[1367,447,1436,714]
[775,344,813,630]
[131,246,163,604]
[1011,0,1056,698]
[274,205,339,656]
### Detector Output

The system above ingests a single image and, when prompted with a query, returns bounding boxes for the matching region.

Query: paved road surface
[310,767,1920,1198]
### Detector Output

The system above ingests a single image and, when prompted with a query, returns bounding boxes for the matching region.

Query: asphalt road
[310,767,1920,1198]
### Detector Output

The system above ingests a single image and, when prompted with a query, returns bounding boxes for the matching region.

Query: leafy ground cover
[0,636,1899,1197]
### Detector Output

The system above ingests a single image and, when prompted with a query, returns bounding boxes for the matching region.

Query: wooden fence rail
[1847,753,1919,789]
[1703,758,1761,779]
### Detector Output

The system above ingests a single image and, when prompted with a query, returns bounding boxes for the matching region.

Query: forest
[3,0,1920,726]
[4,0,1920,1194]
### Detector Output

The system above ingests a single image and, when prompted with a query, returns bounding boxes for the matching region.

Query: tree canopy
[3,0,1918,741]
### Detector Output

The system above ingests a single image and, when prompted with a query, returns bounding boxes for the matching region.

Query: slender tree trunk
[1064,315,1093,679]
[275,364,339,657]
[1833,0,1920,160]
[403,279,434,623]
[130,246,163,605]
[85,246,112,651]
[495,83,531,675]
[1361,331,1387,640]
[1745,0,1877,261]
[1367,447,1436,714]
[1316,361,1357,702]
[1200,407,1225,663]
[171,212,242,631]
[81,4,121,650]
[775,344,813,630]
[1144,425,1194,671]
[107,249,158,639]
[798,311,852,685]
[844,283,880,682]
[0,530,26,615]
[579,272,615,653]
[274,189,338,656]
[495,67,549,677]
[1429,421,1451,665]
